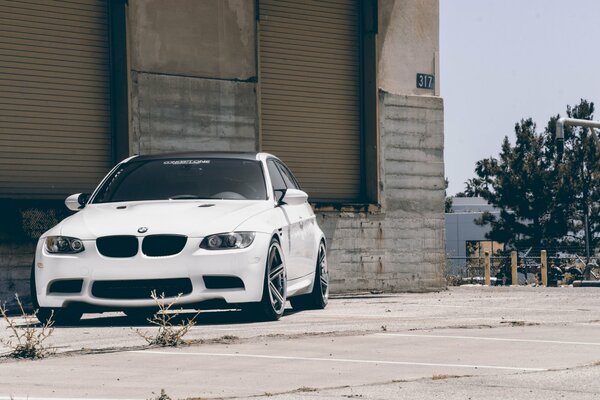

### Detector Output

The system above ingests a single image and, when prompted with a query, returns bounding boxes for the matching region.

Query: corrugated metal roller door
[259,0,361,201]
[0,0,112,198]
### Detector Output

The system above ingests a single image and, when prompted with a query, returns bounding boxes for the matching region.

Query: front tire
[290,241,329,310]
[245,238,287,321]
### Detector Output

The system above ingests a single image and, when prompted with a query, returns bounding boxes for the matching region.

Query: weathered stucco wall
[378,0,439,96]
[132,72,256,154]
[129,0,255,79]
[128,0,258,154]
[320,93,446,292]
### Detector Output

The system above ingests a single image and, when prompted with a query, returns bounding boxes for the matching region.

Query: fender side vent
[48,279,83,294]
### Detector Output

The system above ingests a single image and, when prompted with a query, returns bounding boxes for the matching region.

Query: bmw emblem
[137,227,148,234]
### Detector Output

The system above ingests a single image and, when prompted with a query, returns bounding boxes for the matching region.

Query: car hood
[56,200,273,239]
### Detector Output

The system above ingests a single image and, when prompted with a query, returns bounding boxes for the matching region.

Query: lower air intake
[91,278,193,299]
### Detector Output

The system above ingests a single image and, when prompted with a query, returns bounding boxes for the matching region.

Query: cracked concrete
[1,286,599,399]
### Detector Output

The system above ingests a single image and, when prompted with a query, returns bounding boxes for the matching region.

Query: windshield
[92,158,267,203]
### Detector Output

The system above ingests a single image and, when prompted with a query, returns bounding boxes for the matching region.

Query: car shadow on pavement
[16,307,300,328]
[12,305,304,329]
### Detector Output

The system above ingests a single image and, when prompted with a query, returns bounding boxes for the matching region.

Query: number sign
[416,73,435,90]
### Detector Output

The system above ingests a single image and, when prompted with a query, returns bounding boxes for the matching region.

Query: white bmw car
[31,152,329,324]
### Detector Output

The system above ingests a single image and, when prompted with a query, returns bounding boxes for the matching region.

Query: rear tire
[245,238,287,321]
[290,242,328,311]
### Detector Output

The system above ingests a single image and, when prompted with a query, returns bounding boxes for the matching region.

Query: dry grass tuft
[0,294,55,359]
[135,290,199,347]
[148,389,172,400]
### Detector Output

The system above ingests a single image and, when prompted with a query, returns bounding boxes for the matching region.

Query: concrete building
[0,0,446,306]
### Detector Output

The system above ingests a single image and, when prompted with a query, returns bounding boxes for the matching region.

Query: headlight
[45,236,85,254]
[200,232,255,250]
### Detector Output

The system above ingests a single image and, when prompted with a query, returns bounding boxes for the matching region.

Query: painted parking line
[420,304,594,313]
[129,350,546,372]
[377,333,600,346]
[0,398,139,400]
[299,313,566,323]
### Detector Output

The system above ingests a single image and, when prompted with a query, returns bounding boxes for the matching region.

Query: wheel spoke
[321,274,328,288]
[269,281,285,305]
[319,249,326,264]
[270,263,284,281]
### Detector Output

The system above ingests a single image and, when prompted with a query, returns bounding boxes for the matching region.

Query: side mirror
[280,188,308,206]
[65,193,89,211]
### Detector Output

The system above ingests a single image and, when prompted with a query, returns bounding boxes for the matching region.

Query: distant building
[445,197,503,274]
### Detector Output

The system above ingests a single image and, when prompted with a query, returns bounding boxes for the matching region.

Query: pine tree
[466,100,599,255]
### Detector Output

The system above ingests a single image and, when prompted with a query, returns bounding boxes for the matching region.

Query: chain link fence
[446,253,599,286]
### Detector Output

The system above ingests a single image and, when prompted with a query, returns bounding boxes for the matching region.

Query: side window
[267,160,286,201]
[276,161,300,190]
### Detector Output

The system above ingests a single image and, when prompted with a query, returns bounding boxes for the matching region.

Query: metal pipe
[556,117,600,140]
[555,118,600,258]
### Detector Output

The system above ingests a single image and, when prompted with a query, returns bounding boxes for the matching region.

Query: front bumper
[33,233,270,310]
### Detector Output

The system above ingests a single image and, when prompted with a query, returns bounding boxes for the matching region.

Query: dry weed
[135,290,199,347]
[0,294,55,359]
[148,389,172,400]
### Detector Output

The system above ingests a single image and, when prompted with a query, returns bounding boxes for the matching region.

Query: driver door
[267,159,303,280]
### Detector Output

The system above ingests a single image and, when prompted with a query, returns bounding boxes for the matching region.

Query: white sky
[441,0,600,195]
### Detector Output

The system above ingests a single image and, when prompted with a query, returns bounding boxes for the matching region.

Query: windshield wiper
[169,194,208,200]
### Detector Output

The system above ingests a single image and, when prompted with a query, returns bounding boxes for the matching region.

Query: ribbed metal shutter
[259,0,361,202]
[0,0,112,198]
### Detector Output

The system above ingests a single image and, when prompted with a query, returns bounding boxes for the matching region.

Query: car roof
[128,152,273,162]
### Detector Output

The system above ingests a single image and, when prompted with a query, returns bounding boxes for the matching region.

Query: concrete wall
[317,0,445,292]
[132,72,257,154]
[320,93,446,292]
[129,0,255,79]
[379,0,440,96]
[128,0,258,154]
[0,244,34,310]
